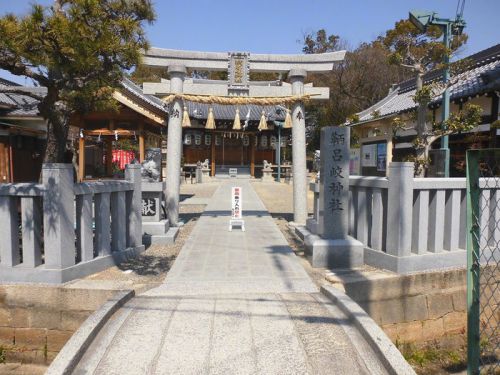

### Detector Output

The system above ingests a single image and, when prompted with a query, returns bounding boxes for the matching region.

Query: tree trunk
[38,88,71,164]
[415,71,428,177]
[43,116,69,163]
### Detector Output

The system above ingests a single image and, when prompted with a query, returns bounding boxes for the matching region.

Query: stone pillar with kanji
[305,126,364,268]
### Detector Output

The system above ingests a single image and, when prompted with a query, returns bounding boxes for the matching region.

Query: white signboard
[231,186,242,219]
[229,168,238,178]
[349,148,361,175]
[229,186,245,231]
[361,144,377,167]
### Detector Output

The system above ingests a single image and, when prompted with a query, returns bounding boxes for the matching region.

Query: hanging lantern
[254,135,258,147]
[184,133,192,145]
[284,108,292,128]
[205,107,216,129]
[243,135,249,146]
[194,133,202,145]
[182,105,191,127]
[258,110,268,131]
[205,134,211,146]
[232,108,241,130]
[215,134,221,146]
[270,135,277,149]
[260,135,268,148]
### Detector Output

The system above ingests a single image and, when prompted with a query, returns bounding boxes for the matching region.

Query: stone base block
[364,247,466,274]
[294,225,309,241]
[142,219,169,236]
[142,227,179,246]
[305,234,364,269]
[306,218,318,235]
[0,245,145,284]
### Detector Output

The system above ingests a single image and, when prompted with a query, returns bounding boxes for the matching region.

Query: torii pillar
[290,69,308,225]
[165,65,186,226]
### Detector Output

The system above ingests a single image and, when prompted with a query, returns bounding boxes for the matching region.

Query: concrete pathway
[74,181,388,375]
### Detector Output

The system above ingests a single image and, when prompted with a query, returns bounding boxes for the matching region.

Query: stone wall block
[0,327,14,345]
[451,290,467,312]
[378,300,405,325]
[422,318,445,341]
[60,310,92,331]
[6,350,47,365]
[427,293,454,319]
[14,328,46,350]
[0,307,11,326]
[46,330,73,352]
[443,311,466,335]
[402,295,429,322]
[395,321,423,343]
[28,309,61,330]
[11,308,29,327]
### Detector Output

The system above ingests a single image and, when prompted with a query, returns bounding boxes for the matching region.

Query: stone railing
[0,164,144,283]
[307,162,499,273]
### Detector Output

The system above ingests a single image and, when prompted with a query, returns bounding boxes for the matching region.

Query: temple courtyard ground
[69,180,390,374]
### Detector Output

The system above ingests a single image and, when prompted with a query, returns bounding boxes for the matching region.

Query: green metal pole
[441,23,451,177]
[466,149,480,375]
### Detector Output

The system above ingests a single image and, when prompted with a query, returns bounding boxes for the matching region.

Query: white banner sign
[231,186,242,219]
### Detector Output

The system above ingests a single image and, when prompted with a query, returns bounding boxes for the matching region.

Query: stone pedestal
[304,126,363,269]
[201,168,211,182]
[142,181,178,245]
[261,168,274,182]
[305,235,364,268]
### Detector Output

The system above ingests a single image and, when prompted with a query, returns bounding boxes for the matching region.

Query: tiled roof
[120,78,168,114]
[0,81,41,117]
[354,44,500,124]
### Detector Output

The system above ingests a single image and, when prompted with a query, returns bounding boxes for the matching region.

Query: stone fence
[307,162,500,273]
[0,164,144,283]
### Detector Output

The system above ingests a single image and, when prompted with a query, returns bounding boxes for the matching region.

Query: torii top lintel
[142,47,346,73]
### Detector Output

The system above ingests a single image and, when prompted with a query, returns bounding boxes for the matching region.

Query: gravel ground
[83,182,219,290]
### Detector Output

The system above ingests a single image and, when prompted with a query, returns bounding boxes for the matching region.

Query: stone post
[42,164,75,269]
[318,127,350,239]
[165,65,186,226]
[386,162,414,256]
[125,164,142,248]
[290,69,308,225]
[304,127,363,268]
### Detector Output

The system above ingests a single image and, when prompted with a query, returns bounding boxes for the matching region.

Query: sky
[1,0,499,85]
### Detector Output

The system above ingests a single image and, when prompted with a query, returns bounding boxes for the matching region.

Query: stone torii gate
[142,48,346,226]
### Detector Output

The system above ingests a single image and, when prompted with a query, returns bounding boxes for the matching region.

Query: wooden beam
[250,135,255,177]
[139,122,145,162]
[8,137,14,182]
[211,133,216,177]
[78,137,85,182]
[106,139,113,176]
